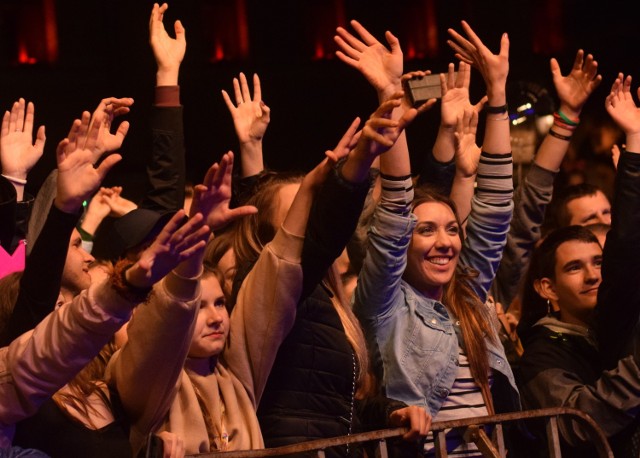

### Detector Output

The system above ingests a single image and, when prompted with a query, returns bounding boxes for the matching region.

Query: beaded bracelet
[548,129,572,141]
[556,110,579,126]
[485,104,508,114]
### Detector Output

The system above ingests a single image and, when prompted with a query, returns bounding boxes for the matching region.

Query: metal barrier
[185,407,612,458]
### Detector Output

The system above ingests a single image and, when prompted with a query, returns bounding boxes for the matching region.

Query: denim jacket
[354,172,520,417]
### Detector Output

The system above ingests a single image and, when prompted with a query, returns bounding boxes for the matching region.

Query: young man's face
[566,191,612,226]
[541,240,603,326]
[61,229,95,301]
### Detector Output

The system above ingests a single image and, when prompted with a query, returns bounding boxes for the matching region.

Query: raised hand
[149,2,186,86]
[354,92,433,159]
[55,111,122,214]
[101,186,138,217]
[335,19,403,98]
[86,97,133,163]
[125,210,210,288]
[605,73,640,151]
[81,188,116,235]
[222,72,271,145]
[439,62,487,129]
[447,20,509,97]
[454,109,481,178]
[551,49,602,118]
[0,98,46,182]
[190,152,257,232]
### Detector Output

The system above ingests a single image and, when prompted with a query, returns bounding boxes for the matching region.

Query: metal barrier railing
[185,407,613,458]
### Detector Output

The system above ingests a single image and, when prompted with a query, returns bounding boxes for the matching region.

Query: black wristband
[548,129,572,141]
[485,104,508,114]
[111,261,153,303]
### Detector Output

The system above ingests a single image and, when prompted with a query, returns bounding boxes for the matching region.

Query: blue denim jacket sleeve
[459,151,514,303]
[353,176,416,323]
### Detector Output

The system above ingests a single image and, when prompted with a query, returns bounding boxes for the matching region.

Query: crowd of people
[0,3,637,458]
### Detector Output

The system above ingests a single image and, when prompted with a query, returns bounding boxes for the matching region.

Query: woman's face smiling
[403,201,462,300]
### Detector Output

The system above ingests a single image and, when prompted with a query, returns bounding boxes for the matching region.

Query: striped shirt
[424,348,493,457]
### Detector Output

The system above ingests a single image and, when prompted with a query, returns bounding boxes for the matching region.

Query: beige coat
[108,228,304,454]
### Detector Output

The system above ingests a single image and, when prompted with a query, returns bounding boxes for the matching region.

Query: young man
[517,73,640,457]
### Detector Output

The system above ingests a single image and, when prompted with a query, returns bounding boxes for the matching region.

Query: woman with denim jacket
[347,20,519,456]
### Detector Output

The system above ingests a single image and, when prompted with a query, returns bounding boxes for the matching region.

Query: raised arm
[492,49,602,308]
[0,111,124,346]
[108,153,254,441]
[138,2,186,213]
[222,73,271,178]
[0,98,45,202]
[448,21,513,301]
[597,73,640,367]
[448,20,510,154]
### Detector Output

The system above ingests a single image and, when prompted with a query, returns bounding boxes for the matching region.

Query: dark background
[0,0,636,202]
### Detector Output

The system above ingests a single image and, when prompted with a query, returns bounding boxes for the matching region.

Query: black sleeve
[0,204,79,346]
[138,105,185,213]
[596,151,640,368]
[300,164,370,299]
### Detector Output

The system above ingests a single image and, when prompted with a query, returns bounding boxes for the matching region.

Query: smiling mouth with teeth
[427,257,450,265]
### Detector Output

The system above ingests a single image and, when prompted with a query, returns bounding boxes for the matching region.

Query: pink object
[0,239,26,278]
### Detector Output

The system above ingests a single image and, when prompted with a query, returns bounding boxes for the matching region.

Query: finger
[385,30,402,56]
[174,223,210,252]
[84,110,102,153]
[334,50,359,69]
[77,111,91,149]
[95,153,122,181]
[9,101,18,132]
[1,111,9,137]
[333,36,361,61]
[335,26,366,52]
[572,49,585,71]
[459,20,484,49]
[458,61,470,89]
[56,138,70,165]
[16,98,25,132]
[24,101,35,133]
[161,210,195,242]
[114,121,130,146]
[362,125,394,147]
[212,152,232,189]
[221,90,235,112]
[397,108,419,132]
[349,19,380,47]
[226,205,259,222]
[239,72,252,103]
[66,119,82,152]
[499,32,510,58]
[174,19,186,44]
[473,95,489,112]
[177,238,208,262]
[202,163,220,189]
[34,125,46,154]
[252,73,262,102]
[232,77,243,105]
[366,118,399,130]
[415,98,437,115]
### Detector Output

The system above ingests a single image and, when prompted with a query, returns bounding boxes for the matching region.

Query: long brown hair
[52,341,118,428]
[410,186,498,413]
